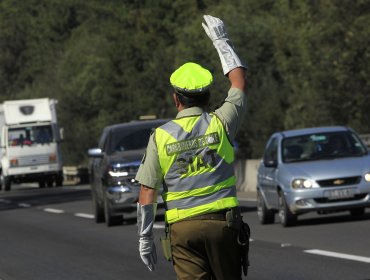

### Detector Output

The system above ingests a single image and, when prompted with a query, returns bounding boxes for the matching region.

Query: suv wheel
[104,196,123,227]
[278,191,297,227]
[56,174,63,187]
[92,192,105,223]
[257,189,275,224]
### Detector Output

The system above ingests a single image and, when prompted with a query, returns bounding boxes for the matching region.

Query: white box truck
[0,98,63,191]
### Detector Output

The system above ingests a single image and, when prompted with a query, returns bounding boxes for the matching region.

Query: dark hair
[176,91,210,109]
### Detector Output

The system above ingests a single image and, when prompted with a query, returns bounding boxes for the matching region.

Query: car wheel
[104,196,123,227]
[92,191,105,223]
[350,207,365,217]
[278,191,297,227]
[4,176,11,191]
[257,189,275,224]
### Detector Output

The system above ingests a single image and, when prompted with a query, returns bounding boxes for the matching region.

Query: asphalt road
[1,184,370,280]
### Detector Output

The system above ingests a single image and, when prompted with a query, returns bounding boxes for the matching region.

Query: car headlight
[364,173,370,182]
[291,179,313,189]
[108,170,128,177]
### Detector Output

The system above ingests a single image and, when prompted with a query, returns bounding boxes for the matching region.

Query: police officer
[136,15,248,279]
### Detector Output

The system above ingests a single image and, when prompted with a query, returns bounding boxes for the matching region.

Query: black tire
[56,174,63,187]
[278,191,297,227]
[92,192,105,223]
[104,196,123,227]
[47,180,54,188]
[350,207,365,217]
[257,189,275,224]
[4,176,11,191]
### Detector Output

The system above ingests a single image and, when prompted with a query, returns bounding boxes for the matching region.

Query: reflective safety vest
[155,112,239,224]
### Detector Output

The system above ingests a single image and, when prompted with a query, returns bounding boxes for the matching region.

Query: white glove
[137,203,157,271]
[139,236,157,271]
[202,15,247,75]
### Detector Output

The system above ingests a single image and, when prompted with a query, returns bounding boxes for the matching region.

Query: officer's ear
[173,92,181,109]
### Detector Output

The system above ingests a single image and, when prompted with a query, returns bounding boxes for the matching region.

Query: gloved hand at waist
[137,203,158,271]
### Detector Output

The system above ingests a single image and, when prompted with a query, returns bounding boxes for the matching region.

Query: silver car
[257,126,370,227]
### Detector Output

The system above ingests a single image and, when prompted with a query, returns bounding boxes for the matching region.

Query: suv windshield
[282,131,368,163]
[107,127,153,154]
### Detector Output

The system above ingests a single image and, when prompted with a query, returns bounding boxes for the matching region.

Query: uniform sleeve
[214,88,247,141]
[135,132,163,189]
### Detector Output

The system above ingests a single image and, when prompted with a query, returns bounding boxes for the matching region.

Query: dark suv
[87,119,168,226]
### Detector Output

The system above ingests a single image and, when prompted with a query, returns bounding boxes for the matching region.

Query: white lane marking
[74,213,94,219]
[18,203,31,208]
[43,208,65,214]
[153,223,165,229]
[0,199,12,204]
[304,249,370,264]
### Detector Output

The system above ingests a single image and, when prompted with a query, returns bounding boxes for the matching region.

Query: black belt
[181,209,231,221]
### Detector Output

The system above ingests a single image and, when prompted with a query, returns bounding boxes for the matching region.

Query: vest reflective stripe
[166,197,239,224]
[162,114,211,140]
[164,160,234,192]
[165,178,236,210]
[156,113,238,224]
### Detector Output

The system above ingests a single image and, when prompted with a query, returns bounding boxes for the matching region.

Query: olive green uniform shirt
[135,87,247,189]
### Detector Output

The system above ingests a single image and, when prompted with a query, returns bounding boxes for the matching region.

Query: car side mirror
[264,159,278,168]
[88,148,104,158]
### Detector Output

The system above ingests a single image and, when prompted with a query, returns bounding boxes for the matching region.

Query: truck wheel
[4,176,11,191]
[257,189,275,224]
[92,192,105,223]
[47,180,54,188]
[55,175,63,187]
[278,191,297,227]
[104,196,123,227]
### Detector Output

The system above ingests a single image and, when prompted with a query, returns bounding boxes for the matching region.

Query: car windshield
[282,131,368,163]
[8,125,53,146]
[108,127,154,154]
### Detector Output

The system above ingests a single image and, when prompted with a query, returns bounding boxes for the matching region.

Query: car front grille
[316,176,361,187]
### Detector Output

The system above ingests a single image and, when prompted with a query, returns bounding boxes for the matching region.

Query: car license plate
[324,188,355,200]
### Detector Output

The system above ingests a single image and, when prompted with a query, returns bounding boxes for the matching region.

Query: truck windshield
[282,131,368,163]
[8,125,53,146]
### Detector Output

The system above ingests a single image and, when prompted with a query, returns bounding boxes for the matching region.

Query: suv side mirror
[264,159,278,168]
[88,148,104,158]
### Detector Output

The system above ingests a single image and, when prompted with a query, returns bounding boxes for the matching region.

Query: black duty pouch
[226,208,251,276]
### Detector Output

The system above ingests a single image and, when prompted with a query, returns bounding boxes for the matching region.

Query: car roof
[104,119,170,132]
[279,126,351,138]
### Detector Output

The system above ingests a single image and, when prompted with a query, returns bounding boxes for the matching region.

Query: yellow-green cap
[170,62,213,96]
